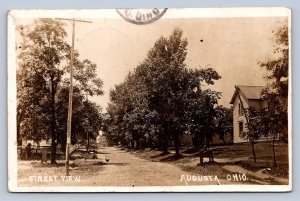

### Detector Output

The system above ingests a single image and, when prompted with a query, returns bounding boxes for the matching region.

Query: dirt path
[90,146,223,186]
[18,146,226,187]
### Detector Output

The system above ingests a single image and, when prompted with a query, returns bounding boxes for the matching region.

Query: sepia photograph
[7,8,291,192]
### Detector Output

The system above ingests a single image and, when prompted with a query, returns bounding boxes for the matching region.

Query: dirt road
[93,147,222,186]
[18,147,224,187]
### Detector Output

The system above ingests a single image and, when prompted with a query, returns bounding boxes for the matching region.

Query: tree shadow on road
[159,154,184,162]
[97,161,128,166]
[150,152,171,158]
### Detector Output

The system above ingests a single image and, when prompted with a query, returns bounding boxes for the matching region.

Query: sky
[16,15,287,112]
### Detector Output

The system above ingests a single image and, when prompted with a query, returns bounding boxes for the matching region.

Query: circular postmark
[116,8,168,25]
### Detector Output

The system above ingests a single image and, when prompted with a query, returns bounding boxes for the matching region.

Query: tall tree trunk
[199,134,204,165]
[88,135,90,150]
[50,122,57,164]
[157,134,163,150]
[50,79,57,164]
[50,106,57,163]
[17,121,22,146]
[86,133,89,152]
[199,150,204,165]
[251,141,257,163]
[163,138,168,153]
[272,134,277,167]
[175,143,180,157]
[192,133,200,148]
[60,132,66,153]
[199,133,204,148]
[163,123,169,153]
[174,131,180,157]
[222,132,226,145]
[137,136,141,150]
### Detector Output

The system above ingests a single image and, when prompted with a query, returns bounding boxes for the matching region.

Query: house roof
[229,85,265,104]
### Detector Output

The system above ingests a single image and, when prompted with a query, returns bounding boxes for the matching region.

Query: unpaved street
[92,147,222,186]
[18,147,225,187]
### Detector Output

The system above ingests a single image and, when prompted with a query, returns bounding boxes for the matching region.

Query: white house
[230,85,267,143]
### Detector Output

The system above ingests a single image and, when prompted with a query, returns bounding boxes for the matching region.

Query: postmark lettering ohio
[116,8,167,25]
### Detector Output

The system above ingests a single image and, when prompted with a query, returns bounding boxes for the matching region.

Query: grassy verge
[127,141,289,184]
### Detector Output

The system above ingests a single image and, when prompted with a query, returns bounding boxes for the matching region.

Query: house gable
[230,85,266,143]
[232,92,249,143]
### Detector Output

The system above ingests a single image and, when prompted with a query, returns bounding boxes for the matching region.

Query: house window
[239,121,244,136]
[238,103,244,116]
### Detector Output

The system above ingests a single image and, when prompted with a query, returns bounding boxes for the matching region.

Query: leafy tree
[138,29,221,156]
[259,19,288,141]
[214,106,233,144]
[17,19,69,163]
[241,107,262,163]
[106,28,221,157]
[185,87,221,149]
[248,19,289,165]
[17,19,103,163]
[56,86,102,151]
[239,20,288,164]
[244,107,279,166]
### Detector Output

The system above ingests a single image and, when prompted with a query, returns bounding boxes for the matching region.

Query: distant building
[20,137,51,148]
[180,131,233,146]
[230,85,267,143]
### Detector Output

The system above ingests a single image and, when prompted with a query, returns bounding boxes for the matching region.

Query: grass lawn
[213,141,289,177]
[128,141,289,184]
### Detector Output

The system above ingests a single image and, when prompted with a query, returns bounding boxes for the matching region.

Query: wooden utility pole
[56,18,92,176]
